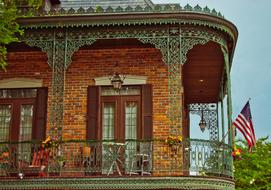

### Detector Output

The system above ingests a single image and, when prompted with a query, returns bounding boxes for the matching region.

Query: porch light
[199,110,207,132]
[110,73,125,90]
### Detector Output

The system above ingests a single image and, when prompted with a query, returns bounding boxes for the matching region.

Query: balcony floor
[0,176,235,190]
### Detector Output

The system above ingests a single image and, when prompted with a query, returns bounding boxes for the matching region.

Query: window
[0,88,48,142]
[87,85,153,141]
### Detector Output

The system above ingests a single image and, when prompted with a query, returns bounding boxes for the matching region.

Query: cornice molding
[17,12,237,42]
[0,78,42,88]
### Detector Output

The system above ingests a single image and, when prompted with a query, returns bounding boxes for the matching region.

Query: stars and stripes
[233,101,256,148]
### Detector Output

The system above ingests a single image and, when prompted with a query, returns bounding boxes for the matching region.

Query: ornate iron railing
[183,139,233,178]
[0,139,232,179]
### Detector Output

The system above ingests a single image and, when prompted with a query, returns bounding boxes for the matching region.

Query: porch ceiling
[183,41,224,104]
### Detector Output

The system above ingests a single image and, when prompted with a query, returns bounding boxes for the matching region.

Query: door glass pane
[102,103,115,140]
[125,102,137,172]
[101,86,140,96]
[19,105,33,141]
[18,104,33,163]
[125,102,137,140]
[0,105,11,142]
[102,103,115,174]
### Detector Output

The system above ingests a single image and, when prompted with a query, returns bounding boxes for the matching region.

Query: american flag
[233,101,256,148]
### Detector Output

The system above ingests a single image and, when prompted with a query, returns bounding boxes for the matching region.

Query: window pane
[125,102,138,172]
[18,104,33,163]
[19,104,33,141]
[125,102,137,140]
[0,105,11,142]
[102,103,115,140]
[101,86,140,96]
[0,89,37,99]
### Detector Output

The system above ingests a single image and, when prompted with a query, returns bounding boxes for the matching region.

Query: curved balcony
[0,139,234,189]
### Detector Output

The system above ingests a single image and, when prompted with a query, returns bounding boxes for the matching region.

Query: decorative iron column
[221,46,233,146]
[167,27,182,136]
[220,83,225,143]
[49,31,66,138]
[137,27,182,135]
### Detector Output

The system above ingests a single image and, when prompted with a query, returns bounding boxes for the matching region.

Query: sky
[152,0,271,140]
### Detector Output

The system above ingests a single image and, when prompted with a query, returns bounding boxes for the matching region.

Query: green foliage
[234,137,271,190]
[0,0,42,70]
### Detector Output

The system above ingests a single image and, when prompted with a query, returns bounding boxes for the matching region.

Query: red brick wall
[64,47,170,140]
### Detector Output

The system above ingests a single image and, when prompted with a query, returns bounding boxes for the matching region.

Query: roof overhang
[183,41,224,104]
[17,12,238,40]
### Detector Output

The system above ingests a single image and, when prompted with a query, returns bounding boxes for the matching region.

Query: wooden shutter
[87,86,100,140]
[142,84,153,140]
[33,87,48,141]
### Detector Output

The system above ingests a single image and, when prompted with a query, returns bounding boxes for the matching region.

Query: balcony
[0,139,234,189]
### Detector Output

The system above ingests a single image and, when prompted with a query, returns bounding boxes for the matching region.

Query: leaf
[0,0,41,70]
[234,137,271,189]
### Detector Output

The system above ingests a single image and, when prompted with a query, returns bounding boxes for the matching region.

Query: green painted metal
[20,19,236,43]
[189,104,219,141]
[181,26,228,64]
[216,102,219,140]
[221,46,233,147]
[0,139,234,189]
[221,99,225,144]
[183,138,233,178]
[168,27,182,134]
[0,139,233,178]
[0,176,235,190]
[22,4,224,18]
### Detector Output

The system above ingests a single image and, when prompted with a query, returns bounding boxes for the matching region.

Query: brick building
[0,0,238,189]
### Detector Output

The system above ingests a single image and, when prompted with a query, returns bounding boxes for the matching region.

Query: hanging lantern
[199,110,207,132]
[110,73,124,90]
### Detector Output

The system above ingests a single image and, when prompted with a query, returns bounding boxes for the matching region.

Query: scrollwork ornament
[181,38,208,64]
[25,40,54,67]
[65,38,96,69]
[137,37,168,63]
[189,103,219,140]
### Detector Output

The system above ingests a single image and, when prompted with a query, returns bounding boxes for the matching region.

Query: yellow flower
[43,136,51,144]
[165,135,183,145]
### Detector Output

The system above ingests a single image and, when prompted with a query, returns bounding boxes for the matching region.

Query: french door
[101,96,141,141]
[87,85,152,174]
[0,88,48,166]
[101,95,141,174]
[0,99,35,165]
[0,99,35,142]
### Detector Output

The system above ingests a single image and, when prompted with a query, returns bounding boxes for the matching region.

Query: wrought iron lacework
[181,26,228,64]
[25,4,224,18]
[22,25,228,139]
[189,103,219,141]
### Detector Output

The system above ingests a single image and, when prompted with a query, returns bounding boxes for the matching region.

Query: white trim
[0,78,42,88]
[94,75,147,86]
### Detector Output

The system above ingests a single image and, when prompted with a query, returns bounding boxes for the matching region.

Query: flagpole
[220,124,233,145]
